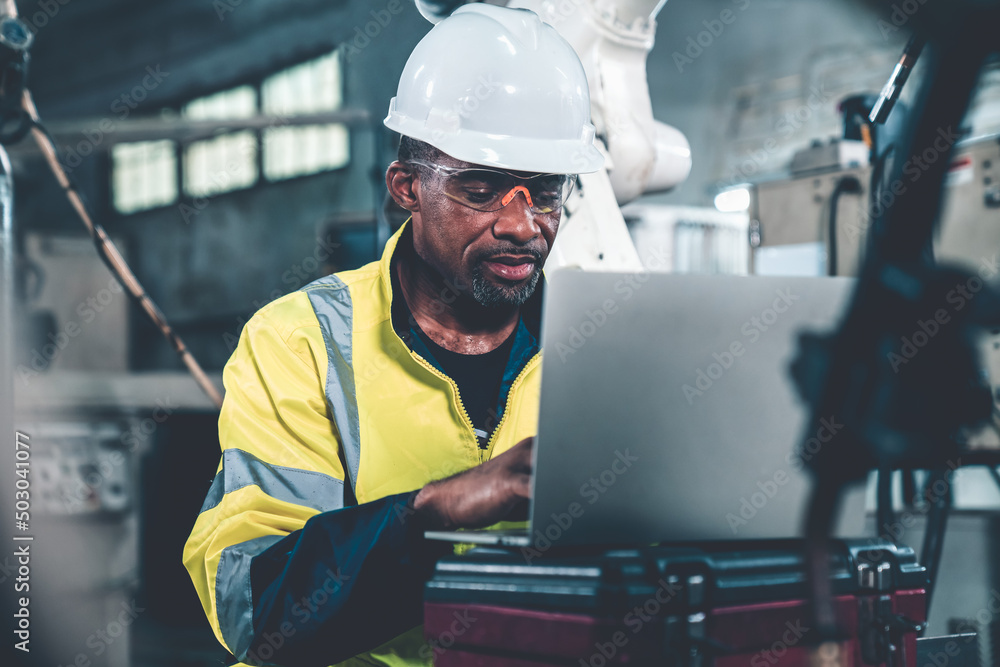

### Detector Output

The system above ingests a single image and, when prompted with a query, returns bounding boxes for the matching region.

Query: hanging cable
[22,97,223,408]
[0,0,222,408]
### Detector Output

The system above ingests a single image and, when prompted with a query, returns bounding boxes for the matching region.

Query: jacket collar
[380,217,544,341]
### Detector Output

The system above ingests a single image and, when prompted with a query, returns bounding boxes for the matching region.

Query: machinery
[746,129,1000,438]
[747,134,1000,279]
[744,67,1000,665]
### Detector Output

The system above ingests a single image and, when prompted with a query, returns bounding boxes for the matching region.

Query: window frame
[109,47,351,217]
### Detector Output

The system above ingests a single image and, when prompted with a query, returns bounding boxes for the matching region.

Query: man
[183,4,604,665]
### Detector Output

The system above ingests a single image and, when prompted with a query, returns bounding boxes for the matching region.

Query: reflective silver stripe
[302,275,361,493]
[216,534,284,661]
[199,449,345,514]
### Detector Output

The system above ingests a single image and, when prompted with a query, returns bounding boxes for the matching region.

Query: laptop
[425,270,868,548]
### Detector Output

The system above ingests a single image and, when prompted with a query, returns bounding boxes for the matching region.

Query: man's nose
[493,187,539,243]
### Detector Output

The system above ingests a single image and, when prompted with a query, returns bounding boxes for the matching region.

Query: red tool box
[424,539,927,666]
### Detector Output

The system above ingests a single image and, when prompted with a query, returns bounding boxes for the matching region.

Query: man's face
[404,153,563,308]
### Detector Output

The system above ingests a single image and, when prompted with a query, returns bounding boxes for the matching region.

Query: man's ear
[386,161,420,212]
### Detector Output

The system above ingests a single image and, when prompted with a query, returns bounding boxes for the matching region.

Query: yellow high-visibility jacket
[182,219,542,666]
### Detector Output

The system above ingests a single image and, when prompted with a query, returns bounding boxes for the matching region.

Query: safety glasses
[406,159,576,214]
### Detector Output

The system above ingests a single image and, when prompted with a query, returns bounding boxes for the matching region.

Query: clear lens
[409,161,575,214]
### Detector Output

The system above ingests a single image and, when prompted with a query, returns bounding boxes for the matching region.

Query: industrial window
[182,85,258,198]
[110,48,348,215]
[111,141,178,215]
[262,52,350,181]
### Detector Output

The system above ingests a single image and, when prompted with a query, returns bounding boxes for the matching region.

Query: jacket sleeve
[247,491,451,666]
[181,300,450,666]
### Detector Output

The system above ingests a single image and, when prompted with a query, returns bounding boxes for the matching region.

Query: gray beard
[470,263,541,308]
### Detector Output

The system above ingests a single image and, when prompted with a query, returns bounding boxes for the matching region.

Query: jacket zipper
[482,352,540,463]
[410,353,480,450]
[411,349,541,464]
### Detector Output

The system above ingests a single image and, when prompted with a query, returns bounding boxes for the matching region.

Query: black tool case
[423,539,927,666]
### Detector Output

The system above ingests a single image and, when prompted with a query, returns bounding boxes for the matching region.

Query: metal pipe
[0,143,12,435]
[6,109,372,155]
[0,142,19,665]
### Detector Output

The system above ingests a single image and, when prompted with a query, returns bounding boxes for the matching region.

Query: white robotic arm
[510,0,690,203]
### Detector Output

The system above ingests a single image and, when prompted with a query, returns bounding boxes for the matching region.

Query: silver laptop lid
[529,271,867,548]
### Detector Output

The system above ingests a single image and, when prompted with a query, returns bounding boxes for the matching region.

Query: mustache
[473,244,544,263]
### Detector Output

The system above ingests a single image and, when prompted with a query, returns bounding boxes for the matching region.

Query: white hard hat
[384,3,604,175]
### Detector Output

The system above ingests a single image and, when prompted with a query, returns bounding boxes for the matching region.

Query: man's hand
[413,437,533,530]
